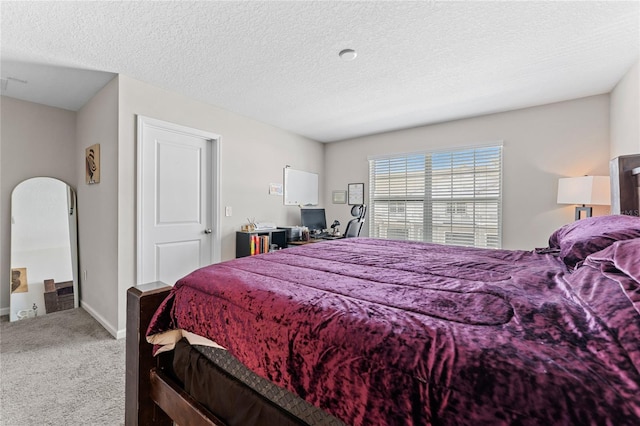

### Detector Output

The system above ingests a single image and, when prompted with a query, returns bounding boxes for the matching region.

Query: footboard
[125,282,224,426]
[125,282,173,425]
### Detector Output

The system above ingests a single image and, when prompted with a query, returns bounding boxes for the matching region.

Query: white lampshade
[557,176,611,205]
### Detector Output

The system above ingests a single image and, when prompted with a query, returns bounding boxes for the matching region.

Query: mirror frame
[9,177,79,321]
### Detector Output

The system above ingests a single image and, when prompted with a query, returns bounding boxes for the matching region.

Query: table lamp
[557,176,610,220]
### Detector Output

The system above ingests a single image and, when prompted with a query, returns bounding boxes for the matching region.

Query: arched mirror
[10,177,78,321]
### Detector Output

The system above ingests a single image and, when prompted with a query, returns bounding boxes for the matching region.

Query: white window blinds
[368,144,502,248]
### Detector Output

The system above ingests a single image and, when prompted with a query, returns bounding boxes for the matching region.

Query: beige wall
[75,77,119,333]
[0,97,77,314]
[324,95,610,250]
[113,75,324,334]
[1,78,625,325]
[1,77,325,333]
[610,59,640,158]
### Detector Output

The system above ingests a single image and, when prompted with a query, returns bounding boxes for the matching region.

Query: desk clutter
[278,225,304,241]
[235,226,342,258]
[280,225,341,242]
[236,206,361,258]
[241,220,277,232]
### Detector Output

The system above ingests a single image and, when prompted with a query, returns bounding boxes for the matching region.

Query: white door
[137,116,221,286]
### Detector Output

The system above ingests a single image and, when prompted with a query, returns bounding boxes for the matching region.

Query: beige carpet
[0,308,125,425]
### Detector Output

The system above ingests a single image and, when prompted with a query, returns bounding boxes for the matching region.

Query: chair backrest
[344,219,363,238]
[344,204,366,238]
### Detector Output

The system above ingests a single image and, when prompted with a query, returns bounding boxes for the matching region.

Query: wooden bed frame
[125,155,640,426]
[610,154,640,216]
[126,281,224,426]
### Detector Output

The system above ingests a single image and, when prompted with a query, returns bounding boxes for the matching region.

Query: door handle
[204,228,212,234]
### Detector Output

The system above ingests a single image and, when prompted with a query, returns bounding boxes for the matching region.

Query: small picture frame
[348,183,364,205]
[86,144,101,184]
[11,267,28,293]
[332,190,347,204]
[269,183,283,196]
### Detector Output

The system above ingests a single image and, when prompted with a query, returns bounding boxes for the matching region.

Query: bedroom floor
[0,308,125,425]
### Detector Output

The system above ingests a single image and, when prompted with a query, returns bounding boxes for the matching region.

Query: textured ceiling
[1,1,638,142]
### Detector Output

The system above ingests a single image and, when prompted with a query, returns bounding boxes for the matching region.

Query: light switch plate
[225,206,232,217]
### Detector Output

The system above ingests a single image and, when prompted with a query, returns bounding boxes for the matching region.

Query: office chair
[344,204,366,238]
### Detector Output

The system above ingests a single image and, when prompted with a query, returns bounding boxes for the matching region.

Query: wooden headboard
[610,154,640,216]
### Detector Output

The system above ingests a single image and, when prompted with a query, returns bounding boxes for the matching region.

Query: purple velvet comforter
[147,238,640,425]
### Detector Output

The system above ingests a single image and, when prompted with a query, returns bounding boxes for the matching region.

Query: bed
[125,155,640,426]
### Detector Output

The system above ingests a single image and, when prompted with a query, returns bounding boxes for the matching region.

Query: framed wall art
[348,183,364,205]
[11,267,28,293]
[332,190,347,204]
[86,144,101,184]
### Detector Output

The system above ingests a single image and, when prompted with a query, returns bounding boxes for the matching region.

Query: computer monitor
[301,208,327,233]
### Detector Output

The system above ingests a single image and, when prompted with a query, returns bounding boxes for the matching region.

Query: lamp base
[575,206,592,220]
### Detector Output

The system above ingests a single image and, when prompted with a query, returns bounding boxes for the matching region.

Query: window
[445,232,475,247]
[368,144,502,248]
[446,202,467,215]
[486,234,499,247]
[389,202,406,214]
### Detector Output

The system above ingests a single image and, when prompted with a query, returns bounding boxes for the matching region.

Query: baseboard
[0,306,9,316]
[80,300,126,339]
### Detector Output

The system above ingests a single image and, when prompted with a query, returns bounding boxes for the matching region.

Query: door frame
[136,115,221,285]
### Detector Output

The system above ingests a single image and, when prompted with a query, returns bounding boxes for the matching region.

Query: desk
[288,239,324,246]
[287,237,343,247]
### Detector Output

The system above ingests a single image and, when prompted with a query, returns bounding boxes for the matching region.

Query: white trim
[0,306,10,316]
[81,300,125,339]
[211,135,222,264]
[136,116,222,285]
